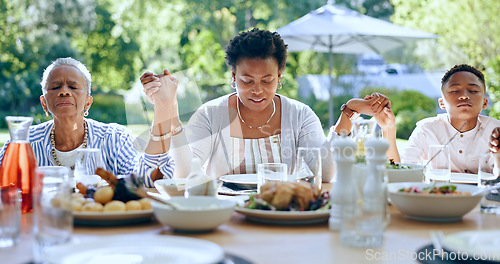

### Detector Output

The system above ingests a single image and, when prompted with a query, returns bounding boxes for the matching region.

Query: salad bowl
[386,162,424,183]
[388,182,482,222]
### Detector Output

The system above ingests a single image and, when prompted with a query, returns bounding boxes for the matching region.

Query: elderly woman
[0,57,177,187]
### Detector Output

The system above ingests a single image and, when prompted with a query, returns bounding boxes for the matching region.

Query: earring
[84,109,89,117]
[277,82,282,90]
[44,110,49,117]
[231,81,237,89]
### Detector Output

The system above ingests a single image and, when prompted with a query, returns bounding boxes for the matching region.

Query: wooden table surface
[3,184,500,264]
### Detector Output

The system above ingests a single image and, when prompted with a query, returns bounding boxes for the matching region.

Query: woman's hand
[140,69,178,104]
[140,71,161,104]
[347,92,390,116]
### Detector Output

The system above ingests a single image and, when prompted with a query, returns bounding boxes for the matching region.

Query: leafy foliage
[359,87,436,139]
[392,0,500,117]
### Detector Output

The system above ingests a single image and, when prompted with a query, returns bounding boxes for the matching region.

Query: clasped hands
[348,92,396,131]
[140,69,178,104]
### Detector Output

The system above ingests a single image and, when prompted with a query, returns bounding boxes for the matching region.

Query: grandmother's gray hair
[40,57,92,95]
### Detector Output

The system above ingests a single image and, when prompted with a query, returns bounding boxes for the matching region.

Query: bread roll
[103,200,126,212]
[94,186,114,204]
[125,200,142,211]
[82,202,104,212]
[138,198,152,210]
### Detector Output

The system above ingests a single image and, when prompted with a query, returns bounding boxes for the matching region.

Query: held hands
[347,92,390,117]
[140,69,178,104]
[489,127,500,153]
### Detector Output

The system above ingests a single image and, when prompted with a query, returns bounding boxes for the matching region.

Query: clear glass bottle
[0,116,37,213]
[340,137,389,247]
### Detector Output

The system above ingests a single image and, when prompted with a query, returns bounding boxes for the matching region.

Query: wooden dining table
[3,183,500,264]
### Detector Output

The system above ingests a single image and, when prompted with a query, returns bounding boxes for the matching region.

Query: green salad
[386,159,411,169]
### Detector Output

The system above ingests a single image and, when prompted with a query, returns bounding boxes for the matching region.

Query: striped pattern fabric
[0,119,174,188]
[230,134,281,174]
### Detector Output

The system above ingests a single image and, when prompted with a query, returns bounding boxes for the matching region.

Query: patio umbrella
[277,1,438,126]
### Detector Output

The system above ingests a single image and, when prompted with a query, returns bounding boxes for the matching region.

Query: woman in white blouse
[141,28,391,183]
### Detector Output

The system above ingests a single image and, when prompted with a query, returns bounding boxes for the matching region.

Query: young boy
[402,64,500,174]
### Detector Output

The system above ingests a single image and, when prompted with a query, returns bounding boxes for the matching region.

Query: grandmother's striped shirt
[0,119,174,187]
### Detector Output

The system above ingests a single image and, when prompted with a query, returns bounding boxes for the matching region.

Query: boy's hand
[374,107,396,131]
[489,127,500,153]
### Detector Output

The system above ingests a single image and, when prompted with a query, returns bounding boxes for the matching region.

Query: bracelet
[149,124,183,141]
[172,124,183,136]
[149,126,172,142]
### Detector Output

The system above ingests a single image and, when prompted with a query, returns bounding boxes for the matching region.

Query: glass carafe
[0,116,37,213]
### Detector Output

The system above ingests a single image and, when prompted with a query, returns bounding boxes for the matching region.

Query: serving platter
[73,209,154,226]
[234,207,329,225]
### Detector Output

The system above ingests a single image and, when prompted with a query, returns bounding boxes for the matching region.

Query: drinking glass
[341,165,388,247]
[0,186,21,248]
[33,166,73,263]
[478,153,499,214]
[294,147,322,193]
[74,148,106,187]
[257,163,287,193]
[425,145,451,183]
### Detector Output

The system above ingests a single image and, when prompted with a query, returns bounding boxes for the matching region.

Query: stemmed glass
[74,148,106,187]
[294,147,322,193]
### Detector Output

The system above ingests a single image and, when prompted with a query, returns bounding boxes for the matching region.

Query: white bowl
[388,182,482,222]
[152,196,236,232]
[154,178,187,198]
[386,163,424,183]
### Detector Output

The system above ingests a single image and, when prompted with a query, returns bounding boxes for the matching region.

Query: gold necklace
[50,121,88,170]
[236,97,276,129]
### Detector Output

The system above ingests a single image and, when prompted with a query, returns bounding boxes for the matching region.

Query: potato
[82,202,104,212]
[72,201,83,212]
[125,200,142,211]
[93,186,114,204]
[71,192,84,199]
[138,198,152,210]
[72,196,86,205]
[103,200,126,212]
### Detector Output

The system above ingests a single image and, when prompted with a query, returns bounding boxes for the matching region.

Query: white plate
[450,172,478,184]
[220,174,258,189]
[234,207,329,225]
[45,234,224,264]
[73,210,154,226]
[442,230,500,262]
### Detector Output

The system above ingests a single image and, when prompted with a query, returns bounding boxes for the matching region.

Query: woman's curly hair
[225,28,288,71]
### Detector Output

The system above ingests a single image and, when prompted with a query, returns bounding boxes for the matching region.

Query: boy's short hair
[441,64,485,91]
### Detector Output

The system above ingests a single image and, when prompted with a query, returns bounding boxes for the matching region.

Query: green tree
[392,0,500,118]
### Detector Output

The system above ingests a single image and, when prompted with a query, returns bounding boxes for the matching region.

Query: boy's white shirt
[402,113,500,174]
